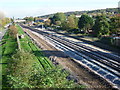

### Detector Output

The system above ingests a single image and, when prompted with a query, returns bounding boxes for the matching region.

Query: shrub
[7,50,35,86]
[29,67,80,88]
[8,25,18,39]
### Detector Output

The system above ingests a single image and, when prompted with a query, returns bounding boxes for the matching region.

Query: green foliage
[6,50,35,88]
[93,16,110,37]
[8,50,35,82]
[24,16,34,22]
[62,15,78,31]
[5,49,82,88]
[50,12,66,25]
[2,29,18,88]
[78,14,93,34]
[2,30,17,62]
[6,75,32,88]
[16,24,24,34]
[3,40,17,55]
[109,17,120,34]
[29,67,81,88]
[99,37,112,45]
[39,8,118,19]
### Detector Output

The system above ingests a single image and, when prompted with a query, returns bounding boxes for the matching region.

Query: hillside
[39,8,119,18]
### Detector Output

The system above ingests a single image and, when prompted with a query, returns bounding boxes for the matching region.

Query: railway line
[49,35,120,70]
[20,25,120,89]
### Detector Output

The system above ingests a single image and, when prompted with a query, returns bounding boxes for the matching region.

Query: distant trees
[93,16,110,37]
[62,15,78,31]
[78,15,93,34]
[24,17,34,22]
[50,12,66,26]
[50,13,78,32]
[109,16,120,34]
[67,15,78,29]
[32,10,119,37]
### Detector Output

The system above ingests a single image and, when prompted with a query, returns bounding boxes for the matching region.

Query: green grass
[1,31,18,75]
[16,25,24,35]
[16,25,54,71]
[4,41,17,55]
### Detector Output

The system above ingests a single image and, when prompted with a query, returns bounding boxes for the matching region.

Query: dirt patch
[22,28,113,90]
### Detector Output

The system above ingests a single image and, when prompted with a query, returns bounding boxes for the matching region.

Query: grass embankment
[1,31,18,74]
[17,25,54,71]
[1,25,84,89]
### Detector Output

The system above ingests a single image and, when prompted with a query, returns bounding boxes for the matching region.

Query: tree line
[44,12,119,37]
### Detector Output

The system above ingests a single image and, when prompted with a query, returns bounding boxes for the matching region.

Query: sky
[0,0,119,18]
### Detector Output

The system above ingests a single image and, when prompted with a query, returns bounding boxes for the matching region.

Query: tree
[67,15,78,29]
[51,12,66,26]
[78,14,93,34]
[93,16,110,37]
[8,25,18,39]
[24,17,34,22]
[62,15,78,31]
[109,16,120,34]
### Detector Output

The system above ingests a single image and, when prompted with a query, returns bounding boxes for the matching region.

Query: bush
[6,75,32,88]
[29,67,80,88]
[99,37,112,45]
[8,25,18,39]
[7,50,35,87]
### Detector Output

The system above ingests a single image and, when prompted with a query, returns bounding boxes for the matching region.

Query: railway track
[53,36,120,71]
[20,25,120,88]
[44,34,120,88]
[44,35,120,74]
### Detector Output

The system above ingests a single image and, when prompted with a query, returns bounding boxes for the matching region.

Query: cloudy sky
[0,0,119,18]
